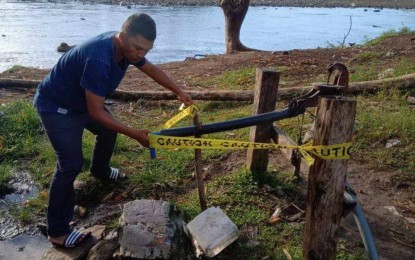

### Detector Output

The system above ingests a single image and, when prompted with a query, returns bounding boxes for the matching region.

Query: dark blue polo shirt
[34,31,146,114]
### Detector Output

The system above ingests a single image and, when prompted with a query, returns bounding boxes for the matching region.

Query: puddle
[0,170,38,205]
[0,170,40,240]
[0,234,51,259]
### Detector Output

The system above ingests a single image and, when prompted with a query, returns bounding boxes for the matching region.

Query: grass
[353,89,415,185]
[187,66,286,91]
[3,65,25,74]
[349,56,415,82]
[363,27,412,46]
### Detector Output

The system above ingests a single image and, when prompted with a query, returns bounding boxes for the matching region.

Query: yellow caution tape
[149,135,352,166]
[162,105,198,129]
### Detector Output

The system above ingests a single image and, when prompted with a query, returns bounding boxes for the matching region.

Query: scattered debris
[407,96,415,105]
[74,205,87,218]
[283,248,292,260]
[268,207,281,224]
[390,236,415,249]
[286,211,304,222]
[378,68,395,79]
[405,217,415,225]
[239,224,259,246]
[385,139,401,148]
[385,206,403,217]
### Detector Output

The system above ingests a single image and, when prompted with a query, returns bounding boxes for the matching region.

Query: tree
[220,0,256,53]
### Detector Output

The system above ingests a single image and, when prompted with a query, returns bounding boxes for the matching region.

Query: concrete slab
[187,207,238,257]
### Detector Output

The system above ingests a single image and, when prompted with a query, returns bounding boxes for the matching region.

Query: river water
[0,1,414,72]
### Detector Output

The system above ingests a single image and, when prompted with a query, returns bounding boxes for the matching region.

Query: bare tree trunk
[220,0,256,53]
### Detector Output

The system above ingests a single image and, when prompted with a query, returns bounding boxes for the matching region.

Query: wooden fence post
[246,68,280,175]
[194,114,207,211]
[303,96,356,260]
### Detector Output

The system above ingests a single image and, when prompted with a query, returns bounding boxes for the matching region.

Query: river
[0,2,414,72]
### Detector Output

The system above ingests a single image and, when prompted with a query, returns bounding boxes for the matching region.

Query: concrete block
[187,207,238,257]
[117,199,187,259]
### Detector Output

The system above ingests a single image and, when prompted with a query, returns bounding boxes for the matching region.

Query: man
[34,13,193,247]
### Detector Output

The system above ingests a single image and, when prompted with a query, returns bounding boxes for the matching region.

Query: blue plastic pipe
[352,202,380,260]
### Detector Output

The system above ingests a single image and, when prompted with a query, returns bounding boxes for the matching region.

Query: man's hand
[178,92,193,106]
[131,129,151,148]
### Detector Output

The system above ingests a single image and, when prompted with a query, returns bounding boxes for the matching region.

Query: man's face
[121,33,153,63]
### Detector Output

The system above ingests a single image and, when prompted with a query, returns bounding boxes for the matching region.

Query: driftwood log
[1,72,415,101]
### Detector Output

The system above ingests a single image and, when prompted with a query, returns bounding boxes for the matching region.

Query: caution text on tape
[162,105,198,129]
[149,134,352,165]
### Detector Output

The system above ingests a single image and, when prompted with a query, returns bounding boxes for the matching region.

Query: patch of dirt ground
[1,33,415,259]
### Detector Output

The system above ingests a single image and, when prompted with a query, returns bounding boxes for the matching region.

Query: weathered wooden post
[246,68,280,175]
[194,114,207,211]
[303,96,356,260]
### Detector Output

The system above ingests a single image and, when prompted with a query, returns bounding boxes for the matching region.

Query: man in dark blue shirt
[34,13,193,248]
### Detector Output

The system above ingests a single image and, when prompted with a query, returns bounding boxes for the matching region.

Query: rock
[405,217,415,224]
[57,42,74,53]
[42,225,106,260]
[74,180,87,190]
[385,139,401,148]
[385,51,396,57]
[87,240,118,260]
[384,206,402,217]
[74,205,87,218]
[115,199,188,259]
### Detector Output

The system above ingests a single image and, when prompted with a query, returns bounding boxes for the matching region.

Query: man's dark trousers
[39,110,116,237]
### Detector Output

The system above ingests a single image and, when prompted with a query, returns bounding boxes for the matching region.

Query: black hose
[159,107,300,137]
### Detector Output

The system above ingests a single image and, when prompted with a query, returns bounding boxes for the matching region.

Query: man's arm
[85,90,150,148]
[138,60,193,105]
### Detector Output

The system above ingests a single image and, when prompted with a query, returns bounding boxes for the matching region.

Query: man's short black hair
[121,13,156,41]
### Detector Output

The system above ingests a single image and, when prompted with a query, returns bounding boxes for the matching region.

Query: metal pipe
[159,107,299,137]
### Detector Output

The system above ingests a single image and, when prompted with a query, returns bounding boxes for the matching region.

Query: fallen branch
[112,89,255,101]
[1,72,415,101]
[0,78,40,89]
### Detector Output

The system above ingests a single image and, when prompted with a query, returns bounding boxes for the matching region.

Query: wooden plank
[272,125,310,179]
[246,68,279,174]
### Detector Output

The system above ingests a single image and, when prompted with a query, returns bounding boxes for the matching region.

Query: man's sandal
[51,230,92,248]
[108,167,126,180]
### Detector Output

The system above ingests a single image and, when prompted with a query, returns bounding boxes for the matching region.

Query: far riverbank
[82,0,415,9]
